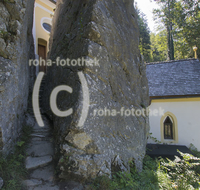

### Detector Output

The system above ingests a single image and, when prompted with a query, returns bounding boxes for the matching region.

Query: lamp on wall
[193,46,198,59]
[50,8,56,18]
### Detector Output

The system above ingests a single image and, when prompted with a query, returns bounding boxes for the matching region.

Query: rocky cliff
[0,0,34,153]
[43,0,149,180]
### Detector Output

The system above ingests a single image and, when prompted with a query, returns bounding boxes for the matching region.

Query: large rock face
[0,0,34,153]
[44,0,149,180]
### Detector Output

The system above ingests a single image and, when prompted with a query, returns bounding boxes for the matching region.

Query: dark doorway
[38,44,46,73]
[38,38,47,73]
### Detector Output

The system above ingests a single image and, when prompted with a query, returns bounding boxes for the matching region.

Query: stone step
[23,179,42,188]
[26,142,54,157]
[30,138,52,144]
[32,128,50,134]
[31,128,50,135]
[59,181,84,190]
[26,155,53,170]
[32,124,50,130]
[31,134,46,138]
[31,183,59,190]
[30,165,55,182]
[24,114,58,189]
[31,131,51,137]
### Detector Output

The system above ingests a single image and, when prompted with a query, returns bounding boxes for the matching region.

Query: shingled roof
[146,59,200,97]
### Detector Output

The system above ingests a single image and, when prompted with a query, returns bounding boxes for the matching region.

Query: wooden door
[38,44,46,73]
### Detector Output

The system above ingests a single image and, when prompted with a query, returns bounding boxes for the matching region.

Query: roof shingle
[146,59,200,97]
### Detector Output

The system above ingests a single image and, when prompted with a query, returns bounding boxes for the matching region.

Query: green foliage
[16,141,25,147]
[0,30,9,41]
[1,0,15,3]
[153,0,177,60]
[88,151,200,190]
[150,28,192,61]
[150,31,168,62]
[190,144,200,159]
[173,28,191,60]
[174,0,200,58]
[189,144,200,176]
[152,0,200,61]
[148,133,162,144]
[136,7,151,63]
[0,125,32,190]
[161,150,200,189]
[136,0,200,62]
[86,176,111,190]
[110,156,170,190]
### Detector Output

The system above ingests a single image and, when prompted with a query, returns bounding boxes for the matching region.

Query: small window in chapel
[164,116,173,139]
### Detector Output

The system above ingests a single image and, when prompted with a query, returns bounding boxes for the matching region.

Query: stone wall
[0,0,34,153]
[43,0,149,180]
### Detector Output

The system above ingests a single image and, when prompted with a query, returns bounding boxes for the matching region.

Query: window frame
[160,112,178,143]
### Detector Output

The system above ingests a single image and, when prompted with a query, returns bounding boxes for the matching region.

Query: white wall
[148,98,200,151]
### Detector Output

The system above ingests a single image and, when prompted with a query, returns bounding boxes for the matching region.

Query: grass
[87,150,200,190]
[0,125,32,190]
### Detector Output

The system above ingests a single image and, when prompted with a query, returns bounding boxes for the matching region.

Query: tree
[136,7,151,63]
[154,0,200,59]
[173,0,200,57]
[150,30,168,62]
[173,25,191,59]
[153,0,177,60]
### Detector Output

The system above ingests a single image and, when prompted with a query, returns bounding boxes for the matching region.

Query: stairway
[27,73,46,116]
[24,74,59,189]
[24,74,85,190]
[23,115,59,190]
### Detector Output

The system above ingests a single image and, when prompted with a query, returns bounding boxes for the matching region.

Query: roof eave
[150,94,200,100]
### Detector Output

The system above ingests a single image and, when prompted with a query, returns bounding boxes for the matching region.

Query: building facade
[147,59,200,150]
[33,0,56,74]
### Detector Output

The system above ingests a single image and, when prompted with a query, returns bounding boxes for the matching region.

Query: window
[164,116,173,139]
[41,18,52,34]
[160,112,178,143]
[49,0,56,4]
[42,23,52,33]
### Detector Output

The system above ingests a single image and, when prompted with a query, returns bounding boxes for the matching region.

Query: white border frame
[40,17,52,34]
